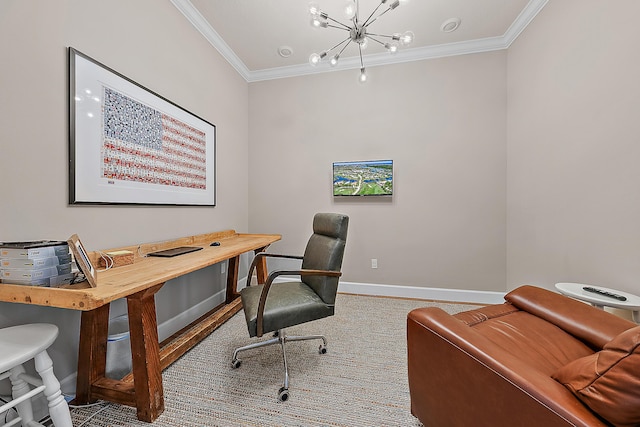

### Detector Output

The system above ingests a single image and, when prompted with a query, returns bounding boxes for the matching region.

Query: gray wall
[507,0,640,294]
[248,52,508,292]
[0,0,250,388]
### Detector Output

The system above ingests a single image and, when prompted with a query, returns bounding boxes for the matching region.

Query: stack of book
[0,241,74,287]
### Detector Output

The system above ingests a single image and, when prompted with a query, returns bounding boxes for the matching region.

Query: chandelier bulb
[359,68,368,83]
[311,16,328,28]
[344,0,356,19]
[400,30,414,46]
[309,53,321,66]
[385,42,399,54]
[309,52,327,66]
[330,54,340,67]
[360,37,369,50]
[308,2,321,15]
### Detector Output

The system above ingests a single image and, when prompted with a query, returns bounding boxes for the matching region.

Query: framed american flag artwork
[68,47,216,206]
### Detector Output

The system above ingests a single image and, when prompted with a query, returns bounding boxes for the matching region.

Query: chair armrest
[246,252,304,288]
[407,307,608,427]
[255,268,341,337]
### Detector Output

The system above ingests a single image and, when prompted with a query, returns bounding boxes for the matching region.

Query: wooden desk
[0,230,280,422]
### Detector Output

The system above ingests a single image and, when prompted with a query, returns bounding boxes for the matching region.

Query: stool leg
[34,350,72,427]
[9,364,35,426]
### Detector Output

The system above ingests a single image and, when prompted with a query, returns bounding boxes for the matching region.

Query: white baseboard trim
[268,276,505,304]
[337,281,505,305]
[270,276,505,304]
[60,373,77,397]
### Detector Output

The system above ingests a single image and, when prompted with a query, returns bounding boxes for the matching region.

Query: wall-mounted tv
[333,160,393,196]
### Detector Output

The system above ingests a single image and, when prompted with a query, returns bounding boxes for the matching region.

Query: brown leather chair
[232,213,349,402]
[407,285,638,427]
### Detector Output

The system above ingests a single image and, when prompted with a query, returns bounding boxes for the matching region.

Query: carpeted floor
[70,294,480,426]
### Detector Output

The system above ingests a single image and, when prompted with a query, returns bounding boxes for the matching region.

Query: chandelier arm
[362,2,385,27]
[359,44,364,68]
[336,39,353,57]
[326,24,351,31]
[326,16,352,31]
[325,37,352,54]
[365,32,395,40]
[365,7,394,27]
[366,35,387,47]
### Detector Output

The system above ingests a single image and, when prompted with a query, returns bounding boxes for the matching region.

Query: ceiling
[170,0,548,82]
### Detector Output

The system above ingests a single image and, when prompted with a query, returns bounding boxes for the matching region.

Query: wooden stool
[0,324,72,427]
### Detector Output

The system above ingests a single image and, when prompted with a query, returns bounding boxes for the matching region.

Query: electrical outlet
[371,258,378,269]
[221,262,226,274]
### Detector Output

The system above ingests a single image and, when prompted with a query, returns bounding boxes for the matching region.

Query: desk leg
[225,247,270,303]
[75,304,110,405]
[226,255,241,303]
[127,284,165,422]
[254,247,269,285]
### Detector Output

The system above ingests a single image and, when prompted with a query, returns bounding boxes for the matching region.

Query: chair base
[231,329,327,402]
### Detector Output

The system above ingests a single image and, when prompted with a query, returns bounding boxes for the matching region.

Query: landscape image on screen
[333,160,393,196]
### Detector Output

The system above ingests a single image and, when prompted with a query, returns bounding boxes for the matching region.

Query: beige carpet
[70,294,480,426]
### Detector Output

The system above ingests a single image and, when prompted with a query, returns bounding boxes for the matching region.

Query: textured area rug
[70,294,480,426]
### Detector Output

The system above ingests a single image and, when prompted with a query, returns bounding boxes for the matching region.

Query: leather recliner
[407,285,638,427]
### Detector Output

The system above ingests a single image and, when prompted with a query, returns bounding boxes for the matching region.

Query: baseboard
[267,276,505,304]
[337,281,505,304]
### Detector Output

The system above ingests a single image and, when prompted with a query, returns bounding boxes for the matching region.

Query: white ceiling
[170,0,548,82]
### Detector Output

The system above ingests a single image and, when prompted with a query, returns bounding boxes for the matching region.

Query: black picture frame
[68,47,216,206]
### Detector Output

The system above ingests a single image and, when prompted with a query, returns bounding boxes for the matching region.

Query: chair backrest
[301,213,349,305]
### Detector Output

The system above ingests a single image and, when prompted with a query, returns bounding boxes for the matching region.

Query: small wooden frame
[67,234,97,288]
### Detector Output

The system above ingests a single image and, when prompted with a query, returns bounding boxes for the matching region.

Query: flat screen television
[333,160,393,196]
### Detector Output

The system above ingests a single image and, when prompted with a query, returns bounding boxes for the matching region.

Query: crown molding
[504,0,549,47]
[169,0,252,81]
[171,0,548,83]
[248,35,508,82]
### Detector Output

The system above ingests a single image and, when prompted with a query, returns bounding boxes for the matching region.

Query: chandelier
[308,0,414,83]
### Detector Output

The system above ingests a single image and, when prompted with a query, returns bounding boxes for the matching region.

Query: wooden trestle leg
[226,255,240,303]
[126,283,165,422]
[225,246,270,303]
[74,284,165,423]
[253,247,269,284]
[75,304,110,405]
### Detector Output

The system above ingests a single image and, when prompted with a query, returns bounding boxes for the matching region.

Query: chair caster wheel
[278,387,290,402]
[231,359,241,369]
[318,344,327,354]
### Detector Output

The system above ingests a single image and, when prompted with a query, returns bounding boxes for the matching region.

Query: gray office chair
[232,213,349,402]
